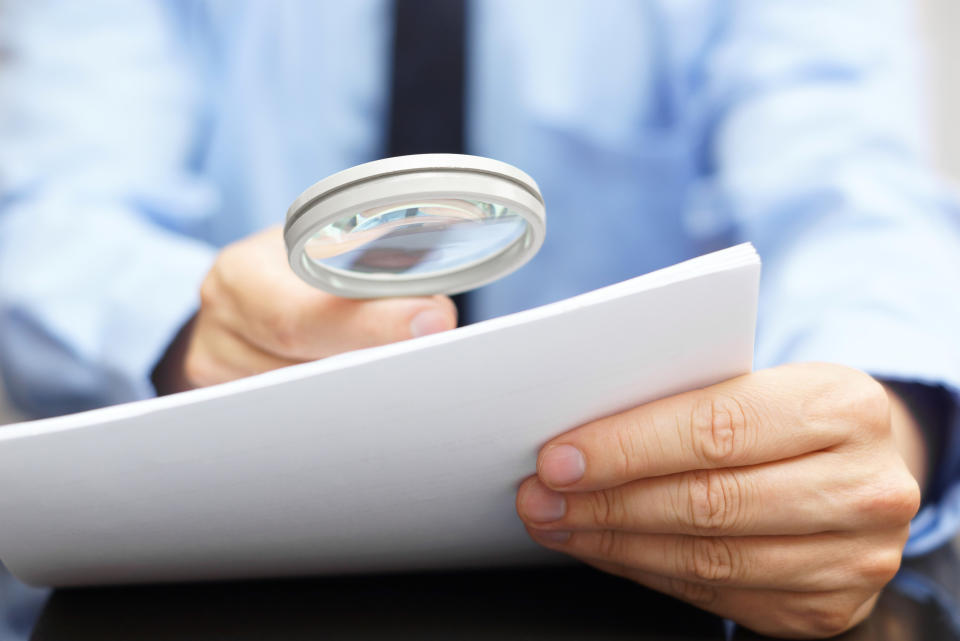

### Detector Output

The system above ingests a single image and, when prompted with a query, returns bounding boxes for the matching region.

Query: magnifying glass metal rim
[284,154,546,298]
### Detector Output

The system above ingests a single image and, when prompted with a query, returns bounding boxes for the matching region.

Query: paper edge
[0,242,759,442]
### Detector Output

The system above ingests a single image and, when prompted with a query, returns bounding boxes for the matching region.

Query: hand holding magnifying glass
[154,155,544,392]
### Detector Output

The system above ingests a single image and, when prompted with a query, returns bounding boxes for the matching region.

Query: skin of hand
[154,226,457,393]
[516,363,925,639]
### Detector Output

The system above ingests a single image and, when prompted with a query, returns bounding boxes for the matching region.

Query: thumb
[408,295,460,338]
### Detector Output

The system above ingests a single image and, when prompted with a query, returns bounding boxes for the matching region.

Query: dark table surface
[24,540,960,641]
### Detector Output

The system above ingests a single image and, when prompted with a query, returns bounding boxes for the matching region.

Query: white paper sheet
[0,244,760,587]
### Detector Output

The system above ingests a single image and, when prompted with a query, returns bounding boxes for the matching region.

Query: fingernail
[531,529,571,544]
[410,308,450,338]
[520,480,567,523]
[539,444,585,487]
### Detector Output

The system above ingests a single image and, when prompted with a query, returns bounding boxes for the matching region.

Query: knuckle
[688,395,750,467]
[682,469,745,534]
[857,548,903,586]
[799,594,857,638]
[612,425,643,480]
[852,470,921,525]
[851,375,891,433]
[894,522,914,548]
[589,489,627,529]
[814,368,889,435]
[669,577,718,607]
[804,610,855,638]
[750,583,869,639]
[896,477,923,522]
[686,537,738,584]
[596,530,622,560]
[770,591,859,639]
[260,309,302,353]
[796,366,888,441]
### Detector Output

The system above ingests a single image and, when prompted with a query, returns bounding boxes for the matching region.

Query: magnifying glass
[284,154,546,298]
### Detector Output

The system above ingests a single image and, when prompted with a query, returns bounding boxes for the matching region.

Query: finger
[221,281,457,361]
[577,559,878,639]
[519,450,915,536]
[522,525,906,592]
[243,293,458,361]
[536,363,888,490]
[205,227,458,360]
[184,315,301,387]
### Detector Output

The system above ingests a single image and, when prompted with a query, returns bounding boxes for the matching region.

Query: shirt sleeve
[0,1,217,417]
[684,0,960,553]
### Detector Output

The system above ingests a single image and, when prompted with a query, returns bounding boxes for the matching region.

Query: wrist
[151,314,197,396]
[884,384,929,491]
[881,380,955,498]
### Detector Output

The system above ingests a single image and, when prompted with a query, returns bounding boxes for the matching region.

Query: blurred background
[921,0,960,183]
[0,0,958,426]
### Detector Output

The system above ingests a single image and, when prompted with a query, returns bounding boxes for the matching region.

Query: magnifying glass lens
[304,199,528,276]
[285,155,546,297]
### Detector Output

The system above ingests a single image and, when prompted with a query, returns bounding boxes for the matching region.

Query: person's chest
[178,0,718,312]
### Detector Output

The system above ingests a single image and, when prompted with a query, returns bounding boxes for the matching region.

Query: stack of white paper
[0,244,760,587]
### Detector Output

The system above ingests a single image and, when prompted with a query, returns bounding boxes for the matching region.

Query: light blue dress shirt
[2,3,960,628]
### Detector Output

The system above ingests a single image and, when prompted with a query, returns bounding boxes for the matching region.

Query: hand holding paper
[517,364,922,638]
[154,226,457,393]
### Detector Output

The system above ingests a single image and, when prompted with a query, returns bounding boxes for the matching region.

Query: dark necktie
[387,0,472,324]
